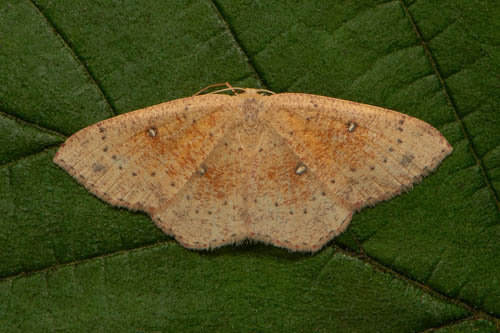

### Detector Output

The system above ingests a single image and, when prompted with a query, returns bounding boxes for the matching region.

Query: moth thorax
[241,98,260,129]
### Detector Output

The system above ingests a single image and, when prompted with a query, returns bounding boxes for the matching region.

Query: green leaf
[1,0,499,331]
[432,318,499,333]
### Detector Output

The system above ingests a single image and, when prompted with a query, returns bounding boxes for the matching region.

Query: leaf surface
[0,0,499,331]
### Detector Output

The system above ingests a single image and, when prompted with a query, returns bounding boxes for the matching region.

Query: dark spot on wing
[400,153,415,167]
[147,126,158,138]
[92,163,106,172]
[347,121,357,133]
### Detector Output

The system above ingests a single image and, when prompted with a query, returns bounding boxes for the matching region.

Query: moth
[54,83,452,252]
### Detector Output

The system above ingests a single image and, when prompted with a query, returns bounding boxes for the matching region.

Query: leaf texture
[0,0,499,331]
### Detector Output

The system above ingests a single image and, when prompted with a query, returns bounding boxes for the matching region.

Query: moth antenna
[255,88,276,95]
[194,82,239,96]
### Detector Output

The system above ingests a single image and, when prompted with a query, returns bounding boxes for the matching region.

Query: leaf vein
[29,0,117,117]
[399,0,500,211]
